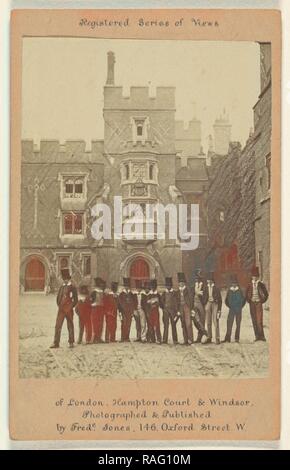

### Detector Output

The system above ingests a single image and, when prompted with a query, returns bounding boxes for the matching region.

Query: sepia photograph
[19,37,271,380]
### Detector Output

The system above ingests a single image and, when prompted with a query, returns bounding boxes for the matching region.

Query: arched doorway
[25,257,45,291]
[129,257,150,287]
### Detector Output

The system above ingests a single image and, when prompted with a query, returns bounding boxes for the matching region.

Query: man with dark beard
[104,281,119,343]
[176,272,194,345]
[147,279,162,344]
[50,268,78,349]
[161,277,178,344]
[118,277,137,342]
[192,269,208,343]
[134,280,147,343]
[246,266,269,341]
[90,277,105,343]
[203,271,222,344]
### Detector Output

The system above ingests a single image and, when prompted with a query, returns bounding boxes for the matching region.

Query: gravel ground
[19,294,269,379]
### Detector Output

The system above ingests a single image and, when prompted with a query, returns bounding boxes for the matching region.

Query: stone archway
[21,253,51,293]
[120,251,159,286]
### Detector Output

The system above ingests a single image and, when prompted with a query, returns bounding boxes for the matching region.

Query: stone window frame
[56,252,72,277]
[59,210,86,240]
[217,205,226,224]
[82,253,92,277]
[130,116,149,145]
[59,172,89,200]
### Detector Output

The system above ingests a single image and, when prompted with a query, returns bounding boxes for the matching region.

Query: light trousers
[205,301,220,342]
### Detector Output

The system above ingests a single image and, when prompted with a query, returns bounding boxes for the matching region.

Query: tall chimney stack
[106,51,115,86]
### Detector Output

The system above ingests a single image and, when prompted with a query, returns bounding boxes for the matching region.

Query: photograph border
[9,7,281,442]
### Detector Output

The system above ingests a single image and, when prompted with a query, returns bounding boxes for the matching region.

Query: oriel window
[74,179,83,197]
[65,179,74,196]
[125,164,130,180]
[64,177,84,198]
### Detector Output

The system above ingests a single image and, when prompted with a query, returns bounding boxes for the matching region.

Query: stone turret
[213,109,231,156]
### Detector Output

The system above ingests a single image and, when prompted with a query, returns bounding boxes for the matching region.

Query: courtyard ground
[19,294,269,379]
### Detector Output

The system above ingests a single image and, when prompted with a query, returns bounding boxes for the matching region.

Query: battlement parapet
[21,139,104,163]
[103,86,175,110]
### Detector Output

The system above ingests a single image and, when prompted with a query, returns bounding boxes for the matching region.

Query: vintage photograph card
[10,8,281,440]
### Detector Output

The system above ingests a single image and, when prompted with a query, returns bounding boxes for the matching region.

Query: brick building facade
[205,43,271,290]
[20,51,210,293]
[20,45,271,293]
[253,43,271,289]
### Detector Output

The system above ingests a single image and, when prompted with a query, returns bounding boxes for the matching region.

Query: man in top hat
[176,272,194,345]
[133,280,147,343]
[246,266,269,341]
[76,284,92,344]
[161,277,178,344]
[90,277,105,343]
[104,281,119,343]
[50,268,78,348]
[223,274,246,343]
[147,279,162,344]
[118,278,138,342]
[191,269,208,343]
[203,271,222,344]
[141,281,152,342]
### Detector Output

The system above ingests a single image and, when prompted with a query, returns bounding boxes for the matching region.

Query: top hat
[135,279,143,289]
[150,279,157,290]
[123,277,131,288]
[144,280,151,291]
[194,268,202,280]
[111,281,118,293]
[79,284,89,295]
[229,273,239,285]
[206,271,215,282]
[61,268,71,280]
[94,277,104,288]
[251,266,260,277]
[177,272,186,283]
[165,277,173,288]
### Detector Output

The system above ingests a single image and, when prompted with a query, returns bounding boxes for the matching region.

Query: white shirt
[252,279,260,302]
[137,292,142,308]
[207,281,214,301]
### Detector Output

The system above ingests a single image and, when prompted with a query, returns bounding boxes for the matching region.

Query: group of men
[50,266,269,349]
